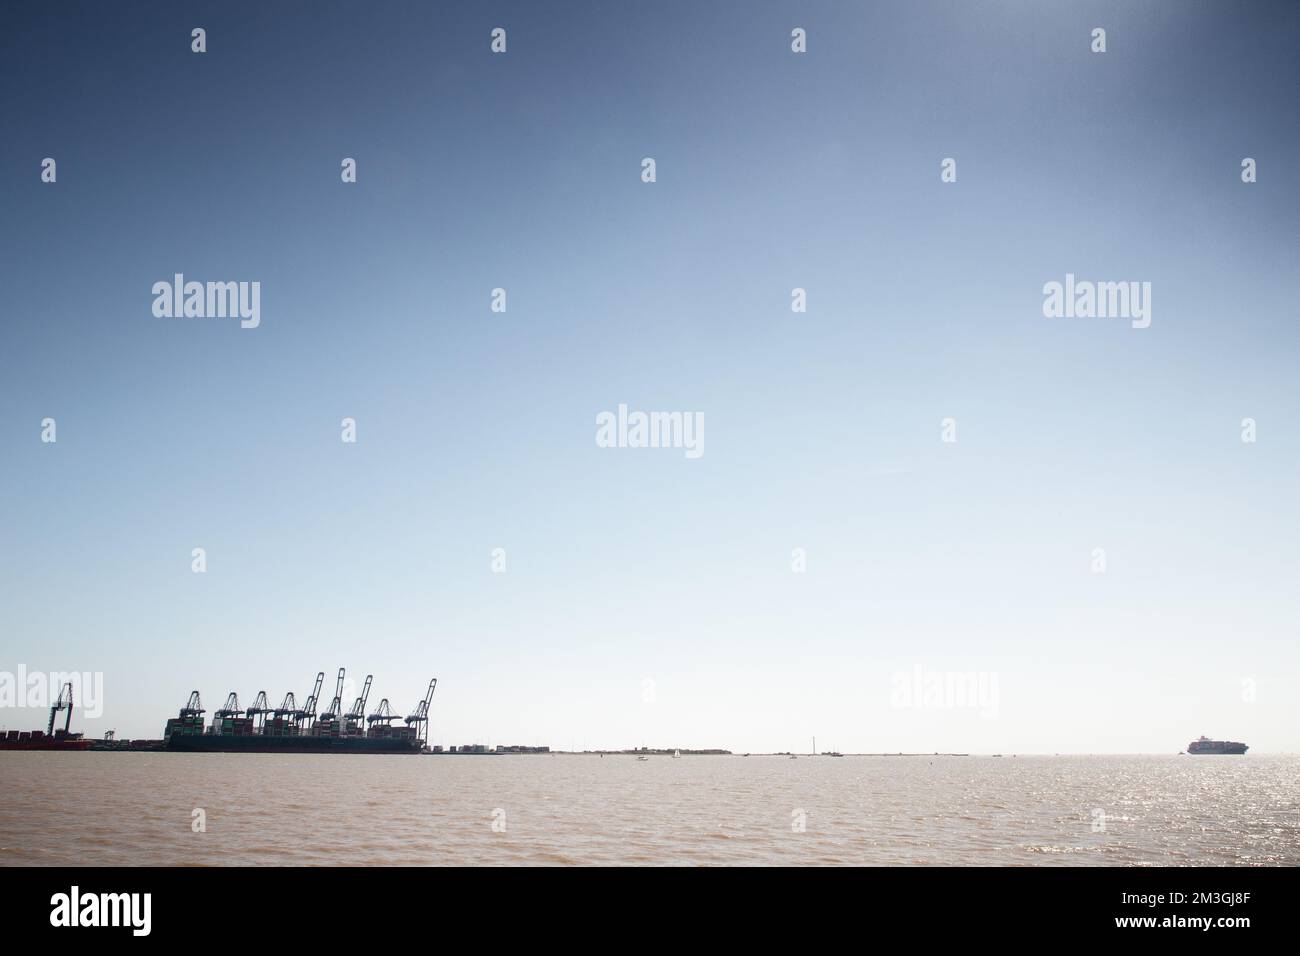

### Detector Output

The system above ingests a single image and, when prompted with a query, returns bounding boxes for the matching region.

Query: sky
[1,1,1297,752]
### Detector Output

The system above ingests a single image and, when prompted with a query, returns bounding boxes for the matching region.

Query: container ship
[0,683,91,751]
[163,670,436,754]
[1186,736,1248,755]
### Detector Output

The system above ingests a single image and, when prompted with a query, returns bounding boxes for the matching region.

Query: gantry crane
[404,678,437,744]
[366,698,397,734]
[47,682,73,736]
[293,671,325,729]
[343,674,372,735]
[246,691,272,730]
[318,668,346,723]
[273,691,297,720]
[213,692,243,733]
[180,690,204,719]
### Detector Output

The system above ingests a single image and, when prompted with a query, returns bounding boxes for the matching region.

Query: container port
[162,670,437,753]
[1,669,437,754]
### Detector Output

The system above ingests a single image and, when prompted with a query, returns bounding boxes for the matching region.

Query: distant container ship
[163,670,436,755]
[1186,736,1248,755]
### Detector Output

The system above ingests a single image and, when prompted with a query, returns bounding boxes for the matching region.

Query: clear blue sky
[1,1,1297,752]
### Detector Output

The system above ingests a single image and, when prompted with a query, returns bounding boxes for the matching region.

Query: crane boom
[320,667,346,722]
[344,674,373,733]
[47,682,74,736]
[404,678,437,745]
[367,698,396,724]
[294,671,325,727]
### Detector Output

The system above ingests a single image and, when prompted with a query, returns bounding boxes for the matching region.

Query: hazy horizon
[2,1,1298,753]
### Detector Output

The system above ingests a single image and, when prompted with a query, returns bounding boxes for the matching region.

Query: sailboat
[672,749,681,758]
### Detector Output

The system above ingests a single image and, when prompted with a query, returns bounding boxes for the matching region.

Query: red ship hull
[0,738,92,751]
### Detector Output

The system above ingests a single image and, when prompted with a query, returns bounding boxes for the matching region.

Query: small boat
[672,750,681,759]
[636,755,648,761]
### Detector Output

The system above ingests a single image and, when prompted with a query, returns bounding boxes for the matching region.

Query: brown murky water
[1,753,1296,866]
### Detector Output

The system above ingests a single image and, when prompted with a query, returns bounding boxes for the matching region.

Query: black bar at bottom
[0,865,1285,942]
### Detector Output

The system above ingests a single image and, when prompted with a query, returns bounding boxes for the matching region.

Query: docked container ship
[1186,736,1248,754]
[163,671,436,754]
[0,682,91,751]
